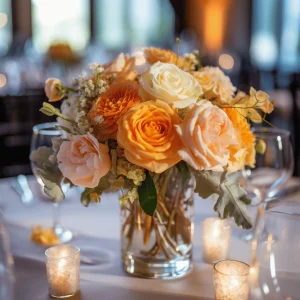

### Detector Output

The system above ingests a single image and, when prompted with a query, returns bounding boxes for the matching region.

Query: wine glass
[0,212,14,300]
[249,198,300,299]
[31,122,73,243]
[242,127,294,241]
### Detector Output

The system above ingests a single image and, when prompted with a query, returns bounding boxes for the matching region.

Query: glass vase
[120,166,195,279]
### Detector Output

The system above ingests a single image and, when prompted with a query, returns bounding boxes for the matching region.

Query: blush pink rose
[57,133,111,188]
[175,100,238,172]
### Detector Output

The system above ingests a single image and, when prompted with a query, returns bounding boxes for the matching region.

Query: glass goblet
[242,127,294,241]
[31,122,73,243]
[249,198,300,299]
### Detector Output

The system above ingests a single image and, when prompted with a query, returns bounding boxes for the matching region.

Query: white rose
[45,78,64,102]
[140,62,203,109]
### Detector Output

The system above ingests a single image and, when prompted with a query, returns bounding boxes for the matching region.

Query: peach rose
[57,133,111,188]
[140,62,202,108]
[191,67,236,104]
[45,78,65,102]
[117,100,182,173]
[144,47,192,71]
[89,82,141,141]
[104,53,137,81]
[175,101,239,172]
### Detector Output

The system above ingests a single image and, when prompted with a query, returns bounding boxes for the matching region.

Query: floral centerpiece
[31,45,274,279]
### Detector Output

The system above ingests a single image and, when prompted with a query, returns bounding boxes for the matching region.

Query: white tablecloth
[1,176,298,300]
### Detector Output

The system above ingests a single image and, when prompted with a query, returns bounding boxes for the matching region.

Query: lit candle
[213,260,249,300]
[202,217,231,263]
[45,245,80,298]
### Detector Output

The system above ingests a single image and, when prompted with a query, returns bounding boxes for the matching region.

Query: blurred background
[0,0,299,178]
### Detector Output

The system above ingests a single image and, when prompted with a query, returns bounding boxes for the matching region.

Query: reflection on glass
[31,0,90,52]
[0,0,12,56]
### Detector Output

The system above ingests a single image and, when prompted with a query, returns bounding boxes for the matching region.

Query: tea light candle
[202,217,231,263]
[45,245,80,298]
[213,260,249,300]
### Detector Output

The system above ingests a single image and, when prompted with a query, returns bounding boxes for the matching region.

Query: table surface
[1,176,299,300]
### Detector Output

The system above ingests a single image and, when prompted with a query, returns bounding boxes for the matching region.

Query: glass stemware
[242,127,294,241]
[31,122,73,243]
[249,198,300,299]
[0,212,14,300]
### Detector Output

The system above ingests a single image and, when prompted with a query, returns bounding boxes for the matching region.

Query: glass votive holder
[45,245,80,298]
[213,260,249,300]
[202,217,231,264]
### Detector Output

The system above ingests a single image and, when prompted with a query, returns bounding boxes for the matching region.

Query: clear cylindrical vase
[121,166,194,279]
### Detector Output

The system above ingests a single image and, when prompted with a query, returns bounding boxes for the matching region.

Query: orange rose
[223,108,256,171]
[117,100,182,173]
[144,47,192,71]
[104,53,137,81]
[89,82,141,141]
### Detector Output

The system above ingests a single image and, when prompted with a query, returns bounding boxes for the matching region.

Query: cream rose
[140,62,202,108]
[57,133,111,188]
[45,78,65,102]
[175,101,238,172]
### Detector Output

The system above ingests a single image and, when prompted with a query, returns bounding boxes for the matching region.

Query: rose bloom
[89,82,141,141]
[140,62,202,109]
[57,133,111,188]
[45,78,64,102]
[223,108,256,172]
[175,100,238,172]
[191,67,236,104]
[144,47,192,71]
[104,53,137,81]
[117,100,182,173]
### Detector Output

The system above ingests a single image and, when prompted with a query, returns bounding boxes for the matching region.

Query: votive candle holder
[45,245,80,298]
[202,217,231,263]
[213,259,249,300]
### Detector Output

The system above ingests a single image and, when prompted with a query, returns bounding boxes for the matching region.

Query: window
[250,0,279,70]
[0,0,12,56]
[31,0,90,53]
[94,0,174,50]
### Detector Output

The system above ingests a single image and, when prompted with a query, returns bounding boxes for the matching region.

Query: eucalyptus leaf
[214,172,252,229]
[40,176,64,202]
[30,146,64,203]
[193,170,221,199]
[192,169,252,229]
[138,171,157,216]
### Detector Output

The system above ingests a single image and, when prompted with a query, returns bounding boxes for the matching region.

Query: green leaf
[138,171,157,216]
[214,172,253,230]
[176,161,191,189]
[192,169,252,229]
[193,170,221,199]
[40,107,55,116]
[40,176,64,202]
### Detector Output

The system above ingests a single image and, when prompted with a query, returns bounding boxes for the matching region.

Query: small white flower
[94,115,104,125]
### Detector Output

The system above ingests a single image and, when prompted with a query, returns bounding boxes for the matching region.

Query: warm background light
[0,74,7,88]
[0,13,8,28]
[219,53,235,69]
[186,0,232,55]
